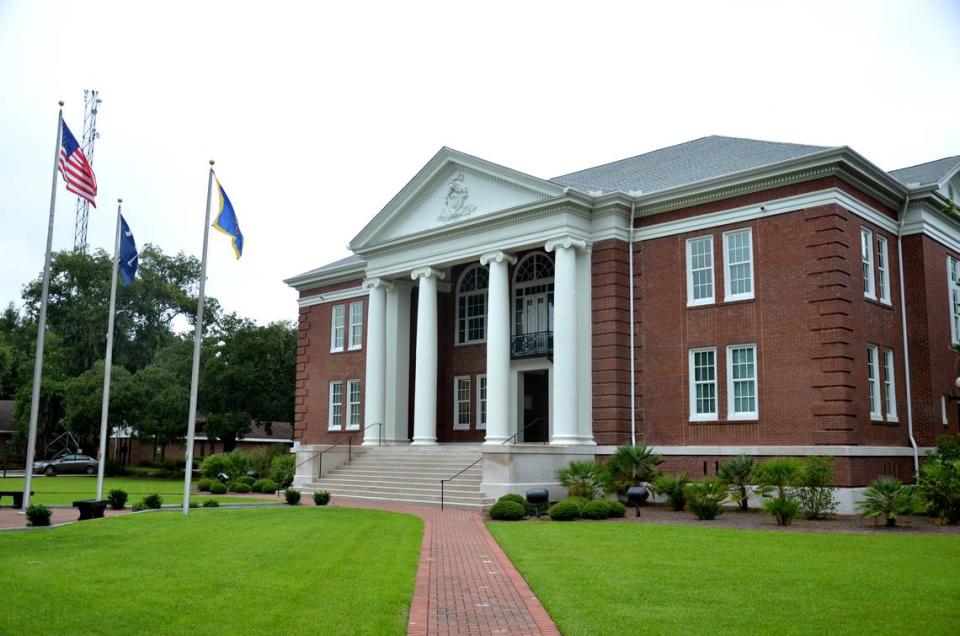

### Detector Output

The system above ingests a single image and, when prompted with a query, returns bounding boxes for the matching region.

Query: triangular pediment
[350,148,564,250]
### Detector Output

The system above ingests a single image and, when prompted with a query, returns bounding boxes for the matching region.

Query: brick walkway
[341,500,560,635]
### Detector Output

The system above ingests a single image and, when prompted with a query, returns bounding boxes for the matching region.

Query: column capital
[410,266,446,282]
[363,277,393,291]
[545,235,588,253]
[479,251,517,267]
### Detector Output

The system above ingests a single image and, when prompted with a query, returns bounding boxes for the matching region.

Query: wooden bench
[0,490,32,509]
[73,499,109,520]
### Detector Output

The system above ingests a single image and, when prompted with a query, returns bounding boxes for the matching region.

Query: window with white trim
[328,381,343,430]
[861,228,876,299]
[453,376,471,430]
[723,228,754,301]
[883,348,897,422]
[457,265,488,344]
[949,256,960,344]
[689,348,717,420]
[686,236,714,306]
[331,305,345,352]
[876,236,891,305]
[867,345,881,420]
[477,375,487,430]
[347,380,361,430]
[348,301,363,350]
[727,344,758,419]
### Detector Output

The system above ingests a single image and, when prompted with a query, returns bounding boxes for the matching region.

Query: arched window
[457,265,488,344]
[513,253,554,336]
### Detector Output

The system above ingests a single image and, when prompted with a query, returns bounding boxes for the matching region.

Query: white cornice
[297,286,367,308]
[284,261,366,291]
[901,203,960,254]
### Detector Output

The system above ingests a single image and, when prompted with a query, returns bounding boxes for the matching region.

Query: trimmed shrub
[489,500,526,520]
[605,500,627,518]
[209,482,227,495]
[108,489,128,510]
[796,456,838,519]
[549,498,583,521]
[603,444,664,497]
[718,455,754,512]
[143,494,163,509]
[237,475,256,487]
[285,488,301,505]
[917,438,960,524]
[858,477,914,527]
[763,497,800,526]
[313,491,331,506]
[231,483,252,494]
[131,501,147,512]
[202,499,220,508]
[200,454,229,479]
[196,478,214,492]
[653,473,688,511]
[271,454,295,488]
[254,479,278,494]
[26,504,51,527]
[497,493,537,516]
[189,501,199,509]
[581,499,612,520]
[224,450,252,482]
[685,477,728,520]
[557,460,604,500]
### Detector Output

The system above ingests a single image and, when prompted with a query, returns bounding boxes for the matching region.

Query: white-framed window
[348,302,363,350]
[862,228,876,300]
[942,395,949,426]
[457,265,488,344]
[328,381,343,430]
[876,236,891,305]
[723,228,754,302]
[726,344,758,420]
[882,348,897,422]
[948,256,960,344]
[347,379,361,430]
[477,375,487,430]
[686,236,714,306]
[330,304,345,352]
[867,345,882,420]
[689,348,717,421]
[453,376,471,430]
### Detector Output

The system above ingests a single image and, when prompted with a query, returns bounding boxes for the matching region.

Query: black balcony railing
[511,331,553,359]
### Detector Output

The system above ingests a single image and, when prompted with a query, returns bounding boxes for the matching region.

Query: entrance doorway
[520,370,549,443]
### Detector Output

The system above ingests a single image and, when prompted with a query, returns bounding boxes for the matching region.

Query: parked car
[33,454,98,475]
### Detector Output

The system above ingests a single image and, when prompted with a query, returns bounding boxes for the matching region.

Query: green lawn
[0,476,261,506]
[0,507,422,635]
[489,521,960,635]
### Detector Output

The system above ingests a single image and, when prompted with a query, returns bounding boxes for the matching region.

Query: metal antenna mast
[72,89,101,252]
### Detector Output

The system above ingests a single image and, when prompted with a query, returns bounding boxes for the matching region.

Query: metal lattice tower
[72,89,102,252]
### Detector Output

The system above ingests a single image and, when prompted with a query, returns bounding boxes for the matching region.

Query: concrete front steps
[302,444,494,508]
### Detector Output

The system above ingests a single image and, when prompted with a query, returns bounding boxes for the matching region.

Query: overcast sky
[1,1,959,327]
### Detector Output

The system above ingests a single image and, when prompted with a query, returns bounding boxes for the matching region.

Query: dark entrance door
[521,370,549,443]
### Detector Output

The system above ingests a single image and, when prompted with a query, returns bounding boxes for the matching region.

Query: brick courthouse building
[285,137,960,508]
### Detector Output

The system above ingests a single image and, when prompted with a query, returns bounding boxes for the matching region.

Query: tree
[133,340,192,460]
[62,361,138,453]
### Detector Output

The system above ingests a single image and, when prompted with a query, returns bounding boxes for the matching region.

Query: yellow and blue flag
[213,179,243,259]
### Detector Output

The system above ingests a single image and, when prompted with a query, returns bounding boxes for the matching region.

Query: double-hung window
[948,256,960,344]
[867,345,882,420]
[347,380,361,430]
[453,376,471,430]
[457,266,488,344]
[348,301,363,350]
[727,344,758,419]
[686,236,714,306]
[328,381,343,430]
[862,228,876,300]
[883,348,897,422]
[331,305,345,352]
[689,348,717,420]
[477,375,487,430]
[723,228,754,301]
[876,236,891,305]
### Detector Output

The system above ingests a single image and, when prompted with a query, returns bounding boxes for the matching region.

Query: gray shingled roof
[889,155,960,187]
[287,254,364,282]
[550,135,831,194]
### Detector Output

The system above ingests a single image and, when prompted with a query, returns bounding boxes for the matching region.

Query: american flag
[59,121,97,207]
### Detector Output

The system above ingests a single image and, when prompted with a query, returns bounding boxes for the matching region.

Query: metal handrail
[294,422,382,478]
[501,417,547,446]
[440,456,483,511]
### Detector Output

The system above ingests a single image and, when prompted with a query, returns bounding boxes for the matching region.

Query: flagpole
[22,101,64,512]
[95,198,123,500]
[182,160,215,515]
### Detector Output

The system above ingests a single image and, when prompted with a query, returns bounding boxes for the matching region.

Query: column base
[410,437,438,445]
[549,435,595,446]
[482,437,510,447]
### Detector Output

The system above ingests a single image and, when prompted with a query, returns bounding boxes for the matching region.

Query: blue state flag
[119,214,139,286]
[213,179,243,259]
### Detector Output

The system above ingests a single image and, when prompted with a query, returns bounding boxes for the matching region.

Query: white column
[384,283,411,444]
[577,244,596,445]
[480,251,516,445]
[362,278,389,445]
[411,267,444,445]
[546,236,586,445]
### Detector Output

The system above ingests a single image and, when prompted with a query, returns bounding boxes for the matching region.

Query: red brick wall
[591,240,632,445]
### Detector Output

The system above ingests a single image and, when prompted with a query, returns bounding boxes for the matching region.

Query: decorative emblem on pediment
[437,172,477,223]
